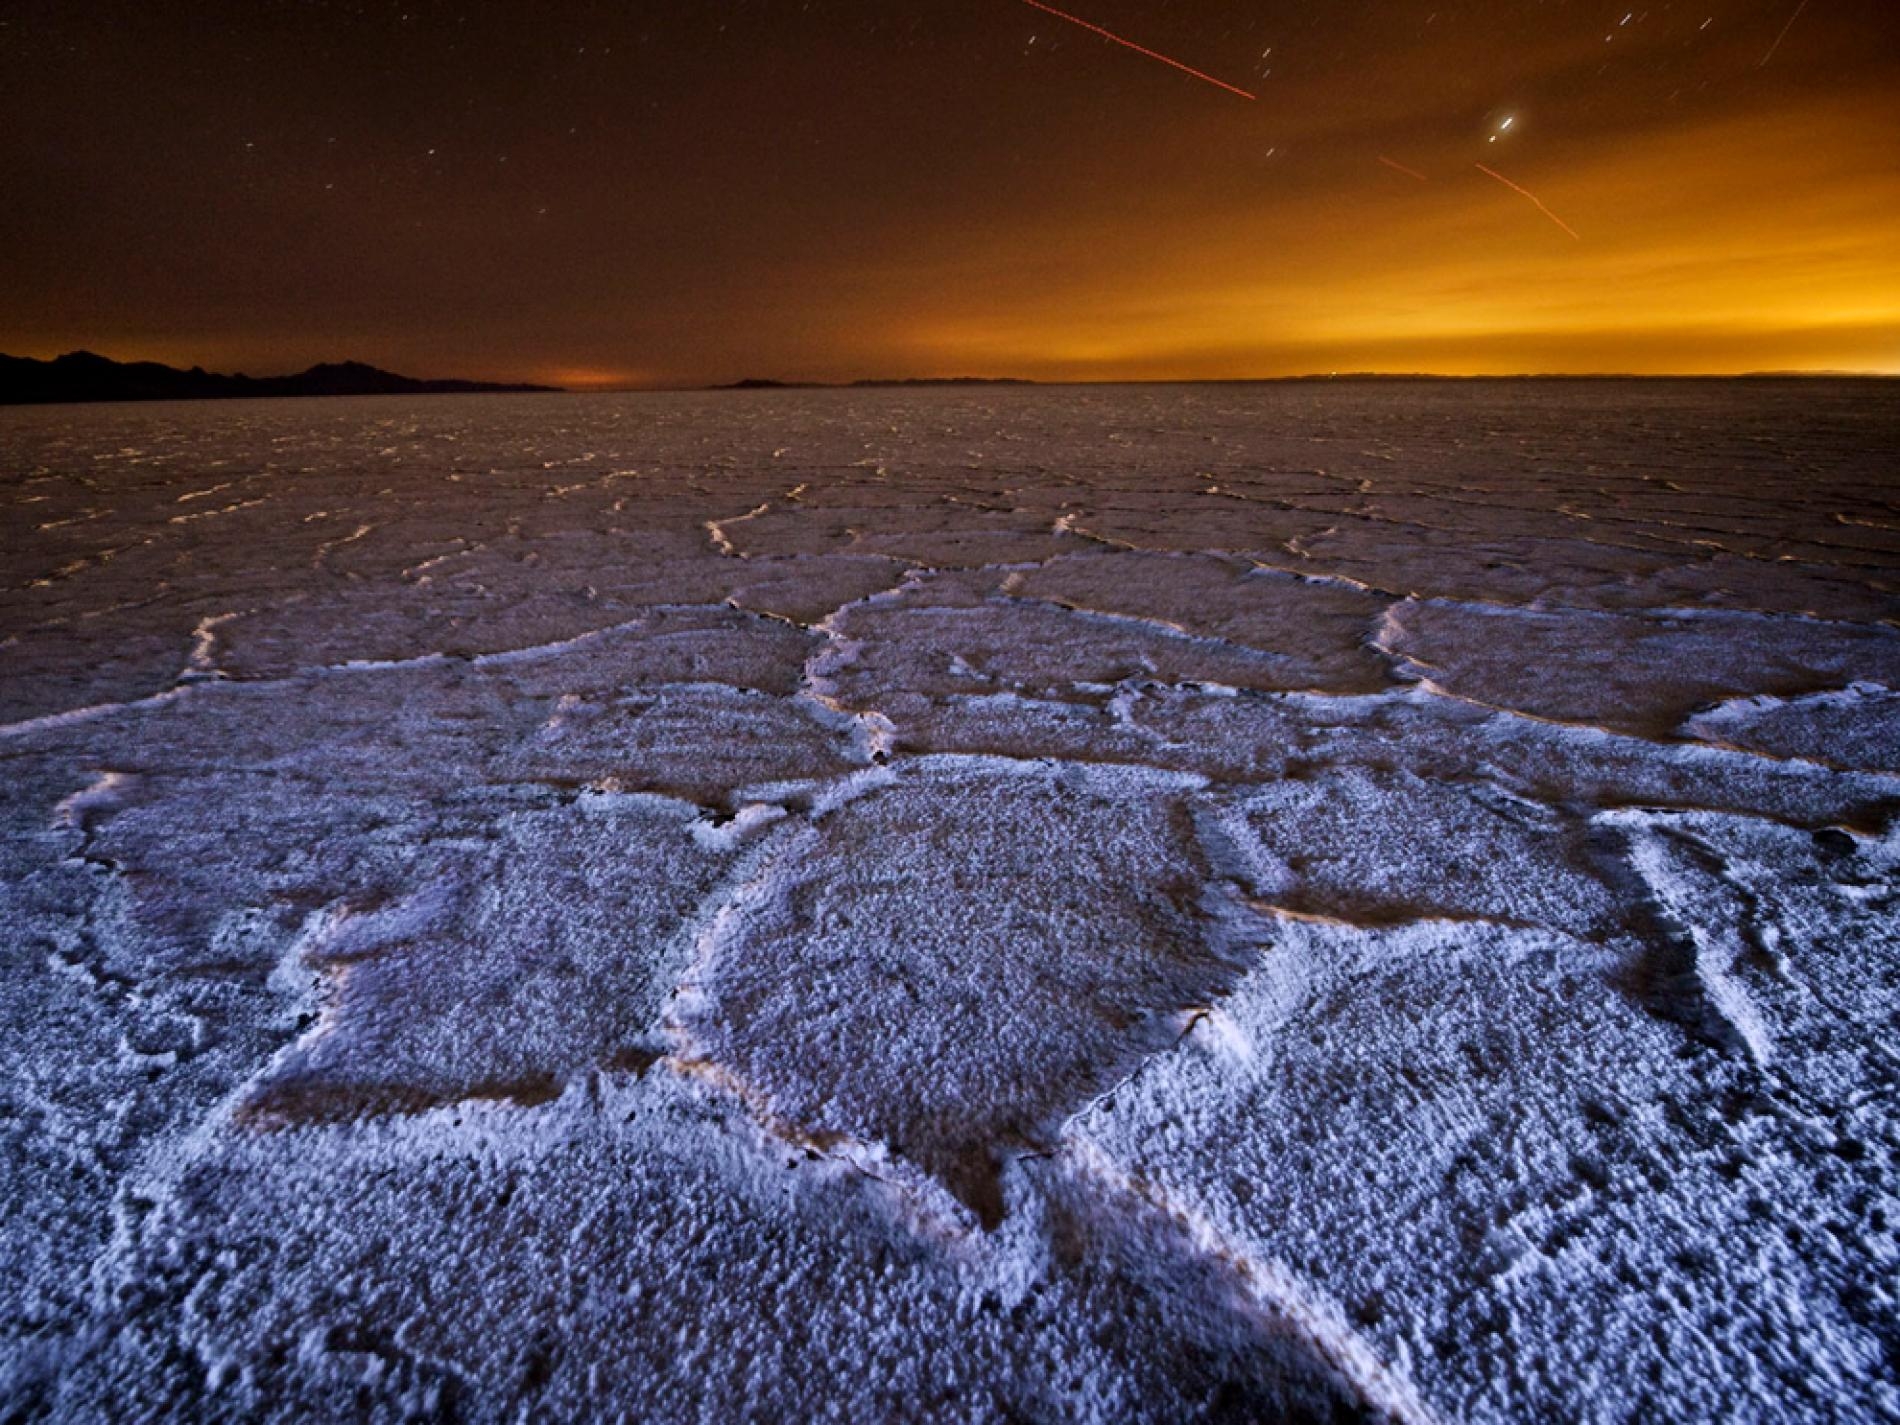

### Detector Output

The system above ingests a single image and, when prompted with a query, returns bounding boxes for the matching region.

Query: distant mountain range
[0,351,560,405]
[7,355,1882,407]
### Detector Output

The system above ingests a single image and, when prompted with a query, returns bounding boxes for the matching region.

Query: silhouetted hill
[0,351,560,405]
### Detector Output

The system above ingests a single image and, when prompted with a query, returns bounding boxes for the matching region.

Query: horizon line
[7,349,1897,400]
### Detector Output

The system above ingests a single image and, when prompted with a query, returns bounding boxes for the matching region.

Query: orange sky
[874,90,1900,381]
[2,0,1895,383]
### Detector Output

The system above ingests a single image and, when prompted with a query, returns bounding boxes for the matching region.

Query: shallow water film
[4,381,1898,1421]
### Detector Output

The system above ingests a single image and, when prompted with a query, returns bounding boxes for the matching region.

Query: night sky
[2,0,1895,385]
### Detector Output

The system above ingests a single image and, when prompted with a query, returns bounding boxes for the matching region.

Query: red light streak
[1020,0,1257,101]
[1378,155,1428,182]
[1475,162,1581,241]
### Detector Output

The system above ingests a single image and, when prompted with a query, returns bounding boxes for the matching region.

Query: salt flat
[2,381,1897,1420]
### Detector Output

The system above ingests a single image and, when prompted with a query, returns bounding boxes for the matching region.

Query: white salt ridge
[1,382,1897,1420]
[1686,680,1900,772]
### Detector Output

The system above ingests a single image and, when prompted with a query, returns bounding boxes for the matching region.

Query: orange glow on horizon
[847,89,1900,384]
[539,367,651,391]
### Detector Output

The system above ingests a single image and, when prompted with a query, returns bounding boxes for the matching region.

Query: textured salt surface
[2,382,1897,1421]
